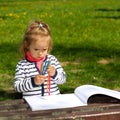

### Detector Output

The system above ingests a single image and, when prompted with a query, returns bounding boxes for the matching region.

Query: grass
[0,0,120,100]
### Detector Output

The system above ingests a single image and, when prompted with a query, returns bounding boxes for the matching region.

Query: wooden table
[0,98,120,120]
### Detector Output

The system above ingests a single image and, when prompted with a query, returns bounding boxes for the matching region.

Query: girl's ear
[23,40,29,52]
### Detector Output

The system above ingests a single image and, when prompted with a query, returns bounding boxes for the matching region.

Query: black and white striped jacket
[14,54,66,97]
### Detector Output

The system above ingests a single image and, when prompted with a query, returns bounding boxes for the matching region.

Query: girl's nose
[39,50,43,55]
[39,51,42,55]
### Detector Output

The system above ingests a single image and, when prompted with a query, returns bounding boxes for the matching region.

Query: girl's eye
[34,48,48,52]
[34,49,39,51]
[43,49,47,51]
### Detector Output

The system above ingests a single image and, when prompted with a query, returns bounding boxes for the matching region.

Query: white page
[24,94,86,111]
[74,85,120,105]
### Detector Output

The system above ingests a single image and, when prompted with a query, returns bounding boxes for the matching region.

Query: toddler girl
[14,20,66,97]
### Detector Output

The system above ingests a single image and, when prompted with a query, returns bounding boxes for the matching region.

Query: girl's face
[28,36,50,59]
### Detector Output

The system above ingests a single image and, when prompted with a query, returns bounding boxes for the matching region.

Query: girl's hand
[34,74,46,85]
[47,65,56,76]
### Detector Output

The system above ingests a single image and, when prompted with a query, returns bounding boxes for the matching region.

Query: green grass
[0,0,120,100]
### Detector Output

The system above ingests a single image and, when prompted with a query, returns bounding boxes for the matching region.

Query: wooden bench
[0,97,120,120]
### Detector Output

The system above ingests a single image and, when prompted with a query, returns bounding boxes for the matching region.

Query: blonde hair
[20,20,52,59]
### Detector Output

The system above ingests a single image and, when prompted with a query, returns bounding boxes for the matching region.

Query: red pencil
[47,74,51,95]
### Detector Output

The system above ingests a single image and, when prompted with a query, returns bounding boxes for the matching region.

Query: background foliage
[0,0,120,100]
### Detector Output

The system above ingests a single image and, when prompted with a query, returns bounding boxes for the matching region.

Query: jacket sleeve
[50,56,66,84]
[14,62,35,93]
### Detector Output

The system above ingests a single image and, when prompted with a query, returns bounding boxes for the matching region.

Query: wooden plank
[0,99,24,105]
[0,99,29,112]
[0,99,120,120]
[0,100,120,120]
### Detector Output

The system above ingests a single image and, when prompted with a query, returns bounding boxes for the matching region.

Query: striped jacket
[14,54,66,97]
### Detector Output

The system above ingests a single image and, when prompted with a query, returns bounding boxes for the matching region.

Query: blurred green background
[0,0,120,100]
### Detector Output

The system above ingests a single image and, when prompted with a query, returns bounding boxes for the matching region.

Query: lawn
[0,0,120,100]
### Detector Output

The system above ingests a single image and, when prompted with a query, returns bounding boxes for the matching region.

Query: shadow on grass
[94,8,120,19]
[95,8,120,12]
[0,90,22,101]
[52,44,120,59]
[0,42,19,53]
[0,42,120,100]
[0,42,120,61]
[95,16,120,19]
[60,86,75,94]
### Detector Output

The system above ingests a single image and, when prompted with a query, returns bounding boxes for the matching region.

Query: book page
[24,94,86,111]
[74,85,120,104]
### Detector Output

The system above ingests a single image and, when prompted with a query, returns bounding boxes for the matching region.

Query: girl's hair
[20,20,52,59]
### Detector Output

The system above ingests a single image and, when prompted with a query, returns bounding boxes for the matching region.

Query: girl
[14,20,66,97]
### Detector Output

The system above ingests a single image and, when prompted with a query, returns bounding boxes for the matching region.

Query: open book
[24,85,120,111]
